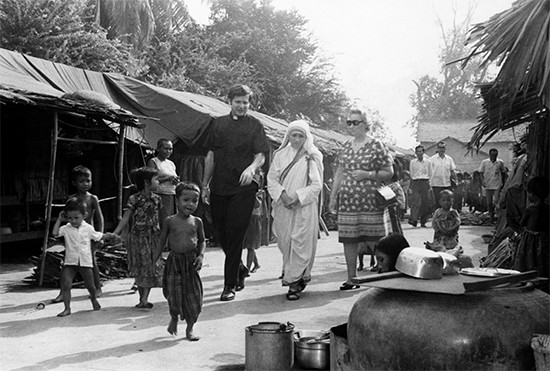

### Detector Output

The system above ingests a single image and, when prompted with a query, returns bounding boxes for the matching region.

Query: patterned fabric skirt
[242,214,261,250]
[127,233,159,288]
[163,250,203,323]
[338,208,392,243]
[512,230,549,278]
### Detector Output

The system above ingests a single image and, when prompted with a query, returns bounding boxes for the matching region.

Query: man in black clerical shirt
[202,84,270,301]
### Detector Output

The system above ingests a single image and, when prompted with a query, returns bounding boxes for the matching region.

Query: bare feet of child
[50,294,63,304]
[135,302,153,309]
[186,324,200,341]
[251,264,261,273]
[91,298,101,311]
[167,317,178,336]
[57,309,71,317]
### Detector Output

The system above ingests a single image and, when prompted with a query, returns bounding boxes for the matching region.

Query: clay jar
[348,284,549,370]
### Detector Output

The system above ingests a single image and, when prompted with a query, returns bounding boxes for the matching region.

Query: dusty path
[0,221,492,370]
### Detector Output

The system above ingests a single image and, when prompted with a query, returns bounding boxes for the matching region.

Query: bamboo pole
[117,124,127,220]
[39,112,59,286]
[57,137,118,145]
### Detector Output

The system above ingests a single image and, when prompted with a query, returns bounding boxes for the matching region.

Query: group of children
[52,164,205,341]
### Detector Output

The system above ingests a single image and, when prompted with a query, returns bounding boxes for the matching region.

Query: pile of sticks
[26,243,130,287]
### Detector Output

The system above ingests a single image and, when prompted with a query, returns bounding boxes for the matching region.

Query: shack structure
[417,120,527,173]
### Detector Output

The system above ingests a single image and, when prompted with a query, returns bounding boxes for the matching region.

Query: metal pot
[295,337,330,370]
[395,247,443,279]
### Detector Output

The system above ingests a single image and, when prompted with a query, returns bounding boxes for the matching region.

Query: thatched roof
[463,0,549,149]
[0,87,144,127]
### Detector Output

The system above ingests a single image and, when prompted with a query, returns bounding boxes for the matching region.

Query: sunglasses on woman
[346,120,364,126]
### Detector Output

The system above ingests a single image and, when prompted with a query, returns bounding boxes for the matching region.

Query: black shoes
[408,220,417,227]
[236,266,249,292]
[220,286,235,301]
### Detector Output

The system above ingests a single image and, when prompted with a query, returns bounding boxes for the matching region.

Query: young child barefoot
[154,182,205,341]
[114,167,162,309]
[51,165,106,304]
[53,198,118,317]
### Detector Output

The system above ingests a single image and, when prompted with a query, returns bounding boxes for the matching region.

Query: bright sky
[186,0,513,149]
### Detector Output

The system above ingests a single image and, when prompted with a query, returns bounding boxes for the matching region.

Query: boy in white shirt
[52,198,119,317]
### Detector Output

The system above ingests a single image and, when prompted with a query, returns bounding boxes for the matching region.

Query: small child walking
[512,176,549,278]
[52,198,118,317]
[51,165,105,304]
[154,182,205,341]
[114,167,161,309]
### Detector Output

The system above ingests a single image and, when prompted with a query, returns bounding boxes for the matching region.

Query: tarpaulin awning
[0,48,345,154]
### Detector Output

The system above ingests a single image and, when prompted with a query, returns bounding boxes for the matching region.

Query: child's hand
[58,211,67,221]
[193,255,203,271]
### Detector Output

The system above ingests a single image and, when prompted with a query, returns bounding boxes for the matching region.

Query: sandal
[339,282,360,291]
[296,280,307,293]
[286,290,300,301]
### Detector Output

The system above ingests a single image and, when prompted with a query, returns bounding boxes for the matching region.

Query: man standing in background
[408,145,433,227]
[479,148,505,224]
[430,141,457,210]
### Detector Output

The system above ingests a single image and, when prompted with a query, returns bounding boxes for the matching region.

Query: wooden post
[39,112,58,286]
[117,124,126,220]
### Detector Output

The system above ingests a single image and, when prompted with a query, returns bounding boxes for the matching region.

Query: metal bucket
[245,322,295,371]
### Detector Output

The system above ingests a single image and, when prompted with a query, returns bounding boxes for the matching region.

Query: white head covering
[276,120,323,175]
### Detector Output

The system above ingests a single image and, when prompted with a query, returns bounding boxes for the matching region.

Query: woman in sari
[267,120,323,300]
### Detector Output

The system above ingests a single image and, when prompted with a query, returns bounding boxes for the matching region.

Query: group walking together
[49,83,548,340]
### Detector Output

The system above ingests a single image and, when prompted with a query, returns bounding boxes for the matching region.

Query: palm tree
[94,0,194,49]
[464,0,549,121]
[463,0,549,173]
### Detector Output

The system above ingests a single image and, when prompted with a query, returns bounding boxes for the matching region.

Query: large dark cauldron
[348,284,549,370]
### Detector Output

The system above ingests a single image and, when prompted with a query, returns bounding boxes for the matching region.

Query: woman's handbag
[375,170,398,208]
[376,185,398,208]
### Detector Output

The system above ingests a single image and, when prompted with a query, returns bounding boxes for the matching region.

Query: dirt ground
[0,221,492,371]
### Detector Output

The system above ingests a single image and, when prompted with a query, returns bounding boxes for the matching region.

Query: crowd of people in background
[48,84,548,340]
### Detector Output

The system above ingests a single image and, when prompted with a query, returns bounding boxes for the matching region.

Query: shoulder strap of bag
[279,148,307,183]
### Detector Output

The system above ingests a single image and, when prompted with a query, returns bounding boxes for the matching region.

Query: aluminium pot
[245,322,294,371]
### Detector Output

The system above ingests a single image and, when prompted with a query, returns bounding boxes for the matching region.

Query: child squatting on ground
[426,189,473,268]
[154,182,205,341]
[52,198,119,317]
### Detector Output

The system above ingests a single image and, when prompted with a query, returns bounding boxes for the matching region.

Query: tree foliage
[409,3,486,124]
[1,0,375,137]
[0,0,140,74]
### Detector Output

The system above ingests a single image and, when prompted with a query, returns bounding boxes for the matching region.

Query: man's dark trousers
[210,190,256,288]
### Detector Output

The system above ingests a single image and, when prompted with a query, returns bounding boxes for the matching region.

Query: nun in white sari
[267,120,323,300]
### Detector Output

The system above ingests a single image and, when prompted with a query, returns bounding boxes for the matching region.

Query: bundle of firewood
[26,243,130,287]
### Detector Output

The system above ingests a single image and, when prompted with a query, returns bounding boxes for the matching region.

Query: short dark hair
[437,141,446,148]
[489,148,498,154]
[176,181,201,197]
[227,84,253,101]
[131,167,158,191]
[65,197,87,215]
[415,145,424,152]
[71,165,91,180]
[527,176,549,199]
[439,189,454,199]
[156,138,172,149]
